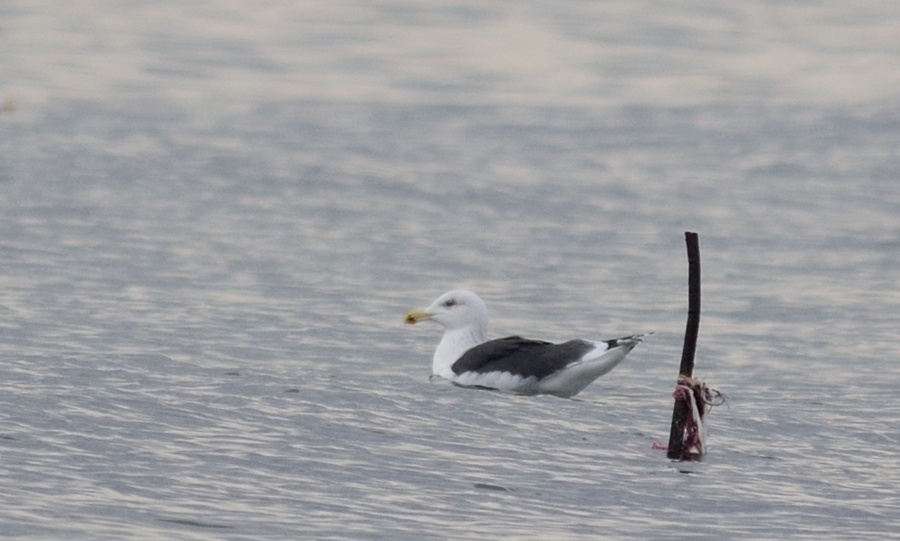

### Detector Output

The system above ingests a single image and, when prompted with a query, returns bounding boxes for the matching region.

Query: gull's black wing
[451,336,597,380]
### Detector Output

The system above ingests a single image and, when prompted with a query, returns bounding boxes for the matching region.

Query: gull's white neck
[433,325,486,379]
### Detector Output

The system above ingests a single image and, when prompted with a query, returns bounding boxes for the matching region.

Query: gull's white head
[406,290,491,377]
[405,289,489,335]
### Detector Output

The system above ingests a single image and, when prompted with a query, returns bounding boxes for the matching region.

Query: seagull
[405,289,647,398]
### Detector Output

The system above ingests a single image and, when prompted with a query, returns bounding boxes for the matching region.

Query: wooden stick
[667,232,701,460]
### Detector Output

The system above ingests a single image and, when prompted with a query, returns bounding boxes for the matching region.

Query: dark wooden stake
[667,232,701,460]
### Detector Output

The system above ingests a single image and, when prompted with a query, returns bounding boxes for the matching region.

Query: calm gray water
[1,1,899,539]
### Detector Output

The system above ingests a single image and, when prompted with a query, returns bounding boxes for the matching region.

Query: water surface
[1,1,899,539]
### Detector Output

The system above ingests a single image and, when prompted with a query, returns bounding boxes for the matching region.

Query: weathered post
[667,232,701,460]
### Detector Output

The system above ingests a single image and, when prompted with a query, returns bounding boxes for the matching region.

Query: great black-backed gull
[405,289,647,398]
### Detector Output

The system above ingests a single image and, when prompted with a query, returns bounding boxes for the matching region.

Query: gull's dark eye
[443,299,457,308]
